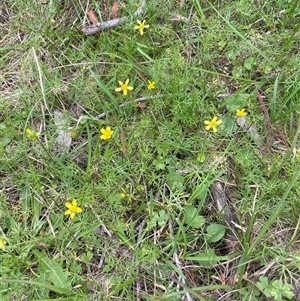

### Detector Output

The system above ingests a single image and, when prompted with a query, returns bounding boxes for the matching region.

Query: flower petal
[76,207,82,213]
[65,202,72,209]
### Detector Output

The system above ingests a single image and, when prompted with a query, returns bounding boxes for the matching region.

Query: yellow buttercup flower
[204,116,222,133]
[100,127,114,140]
[134,20,150,36]
[0,238,7,251]
[236,108,246,117]
[115,79,133,96]
[120,192,126,198]
[26,128,39,140]
[64,199,82,220]
[147,80,155,90]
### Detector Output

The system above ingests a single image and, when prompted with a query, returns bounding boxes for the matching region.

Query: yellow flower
[100,126,114,140]
[134,20,150,36]
[0,238,7,251]
[26,128,39,140]
[147,80,155,90]
[236,108,246,117]
[120,192,126,198]
[204,116,222,133]
[64,199,82,220]
[115,79,133,96]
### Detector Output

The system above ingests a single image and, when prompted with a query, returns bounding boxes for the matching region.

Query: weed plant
[0,0,300,300]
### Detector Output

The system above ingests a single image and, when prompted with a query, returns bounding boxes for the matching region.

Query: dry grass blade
[211,180,237,241]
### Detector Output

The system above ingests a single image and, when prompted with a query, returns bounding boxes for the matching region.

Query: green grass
[1,0,300,300]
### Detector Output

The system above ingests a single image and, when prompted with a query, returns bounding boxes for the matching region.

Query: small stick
[82,0,146,35]
[95,95,160,119]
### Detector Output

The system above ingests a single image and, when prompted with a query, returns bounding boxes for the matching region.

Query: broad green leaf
[81,251,93,264]
[37,272,50,298]
[224,94,245,111]
[153,156,166,170]
[147,210,168,230]
[188,184,208,204]
[0,136,11,147]
[196,152,206,163]
[166,169,184,190]
[206,223,226,243]
[280,282,295,299]
[184,206,205,229]
[36,253,70,290]
[221,116,238,136]
[257,276,272,297]
[244,57,256,70]
[257,276,269,288]
[272,280,294,300]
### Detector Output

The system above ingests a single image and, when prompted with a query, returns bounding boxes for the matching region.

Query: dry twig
[95,95,159,119]
[82,0,146,35]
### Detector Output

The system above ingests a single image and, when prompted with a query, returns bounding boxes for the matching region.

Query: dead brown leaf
[112,2,119,19]
[137,102,146,109]
[88,9,99,24]
[170,14,187,23]
[120,129,127,156]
